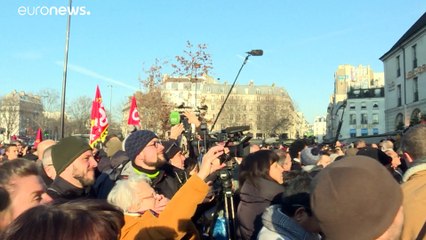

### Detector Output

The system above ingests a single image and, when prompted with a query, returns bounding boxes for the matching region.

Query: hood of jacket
[260,205,320,240]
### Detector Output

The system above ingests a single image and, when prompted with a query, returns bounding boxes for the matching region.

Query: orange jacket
[120,175,208,240]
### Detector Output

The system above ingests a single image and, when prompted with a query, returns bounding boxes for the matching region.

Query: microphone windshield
[246,49,263,56]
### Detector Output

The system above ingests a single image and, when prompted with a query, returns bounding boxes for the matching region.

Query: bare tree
[0,96,20,141]
[171,41,213,78]
[38,88,60,112]
[67,96,92,135]
[142,58,169,92]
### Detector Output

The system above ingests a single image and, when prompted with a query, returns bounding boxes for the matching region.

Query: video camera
[200,125,252,164]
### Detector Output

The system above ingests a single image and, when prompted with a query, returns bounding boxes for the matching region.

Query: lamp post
[60,0,72,139]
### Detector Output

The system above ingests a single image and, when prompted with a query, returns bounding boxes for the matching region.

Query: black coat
[236,177,284,240]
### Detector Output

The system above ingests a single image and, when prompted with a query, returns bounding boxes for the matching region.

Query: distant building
[123,74,307,139]
[0,90,43,142]
[160,74,306,139]
[313,116,326,143]
[380,12,426,131]
[341,87,385,139]
[326,65,384,141]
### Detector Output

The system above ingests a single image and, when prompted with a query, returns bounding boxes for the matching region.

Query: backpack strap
[416,220,426,240]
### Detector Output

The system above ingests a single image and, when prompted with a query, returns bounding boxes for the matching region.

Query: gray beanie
[124,130,157,161]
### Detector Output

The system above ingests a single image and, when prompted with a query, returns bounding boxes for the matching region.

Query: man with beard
[121,130,183,199]
[47,136,97,200]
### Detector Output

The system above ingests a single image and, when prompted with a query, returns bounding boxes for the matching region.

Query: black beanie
[124,130,158,161]
[51,136,92,175]
[162,140,181,160]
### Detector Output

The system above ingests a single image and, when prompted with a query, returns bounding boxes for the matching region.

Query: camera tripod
[209,170,237,240]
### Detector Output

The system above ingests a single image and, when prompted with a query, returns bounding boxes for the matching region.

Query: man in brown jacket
[400,124,426,240]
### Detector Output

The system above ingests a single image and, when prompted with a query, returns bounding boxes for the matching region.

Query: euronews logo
[18,5,91,16]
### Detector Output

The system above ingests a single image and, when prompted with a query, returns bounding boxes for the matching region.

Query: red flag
[34,128,43,149]
[127,95,140,126]
[89,85,109,148]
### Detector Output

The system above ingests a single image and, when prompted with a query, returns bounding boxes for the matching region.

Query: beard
[72,166,95,187]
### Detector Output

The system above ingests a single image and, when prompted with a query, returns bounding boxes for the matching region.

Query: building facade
[133,74,307,139]
[0,90,44,142]
[326,64,385,141]
[380,12,426,131]
[313,116,326,143]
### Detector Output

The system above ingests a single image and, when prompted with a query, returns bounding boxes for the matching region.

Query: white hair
[107,174,151,212]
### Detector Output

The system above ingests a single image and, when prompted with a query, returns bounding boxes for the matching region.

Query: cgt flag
[89,85,109,148]
[34,128,42,149]
[127,95,140,126]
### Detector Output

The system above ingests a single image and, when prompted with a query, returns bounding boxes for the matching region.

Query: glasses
[140,191,158,201]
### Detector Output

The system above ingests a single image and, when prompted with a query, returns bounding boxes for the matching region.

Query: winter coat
[237,177,285,240]
[119,174,208,240]
[401,163,426,240]
[121,161,187,200]
[257,205,321,240]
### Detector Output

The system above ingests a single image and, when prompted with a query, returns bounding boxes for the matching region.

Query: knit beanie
[51,136,92,175]
[124,130,157,161]
[162,140,181,160]
[300,147,321,165]
[310,156,402,240]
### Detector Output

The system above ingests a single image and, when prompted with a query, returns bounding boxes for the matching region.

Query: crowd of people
[0,113,425,240]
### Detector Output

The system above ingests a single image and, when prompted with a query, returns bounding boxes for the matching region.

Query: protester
[0,159,51,229]
[258,171,321,240]
[108,145,225,240]
[47,136,97,200]
[237,150,286,240]
[400,124,426,240]
[36,139,56,187]
[1,199,124,240]
[121,130,184,199]
[288,139,306,170]
[310,156,403,240]
[3,144,19,161]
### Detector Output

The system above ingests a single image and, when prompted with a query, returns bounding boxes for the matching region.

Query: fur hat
[51,136,92,175]
[310,156,402,240]
[124,130,157,161]
[162,140,181,160]
[300,147,320,165]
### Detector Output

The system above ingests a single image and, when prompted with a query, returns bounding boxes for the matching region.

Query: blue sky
[1,1,425,124]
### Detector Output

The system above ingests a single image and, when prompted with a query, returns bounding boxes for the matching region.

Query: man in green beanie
[47,136,97,200]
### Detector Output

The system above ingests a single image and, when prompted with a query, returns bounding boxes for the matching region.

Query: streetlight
[60,0,72,139]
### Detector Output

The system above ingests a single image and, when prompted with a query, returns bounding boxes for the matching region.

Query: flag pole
[60,0,72,139]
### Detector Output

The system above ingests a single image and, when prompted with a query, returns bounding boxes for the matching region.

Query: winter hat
[310,156,402,240]
[105,137,122,157]
[51,136,92,175]
[300,147,320,165]
[162,140,181,160]
[356,147,392,166]
[124,130,157,161]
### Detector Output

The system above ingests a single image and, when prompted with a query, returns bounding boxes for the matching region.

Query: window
[396,56,401,77]
[397,84,402,107]
[349,105,356,110]
[361,113,368,124]
[361,102,367,110]
[413,77,418,102]
[412,44,417,69]
[395,113,404,130]
[373,103,379,110]
[349,114,356,125]
[372,113,379,124]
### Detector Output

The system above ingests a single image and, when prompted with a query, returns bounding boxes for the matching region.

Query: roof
[380,12,426,60]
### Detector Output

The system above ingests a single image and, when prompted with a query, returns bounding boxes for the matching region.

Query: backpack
[91,150,130,199]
